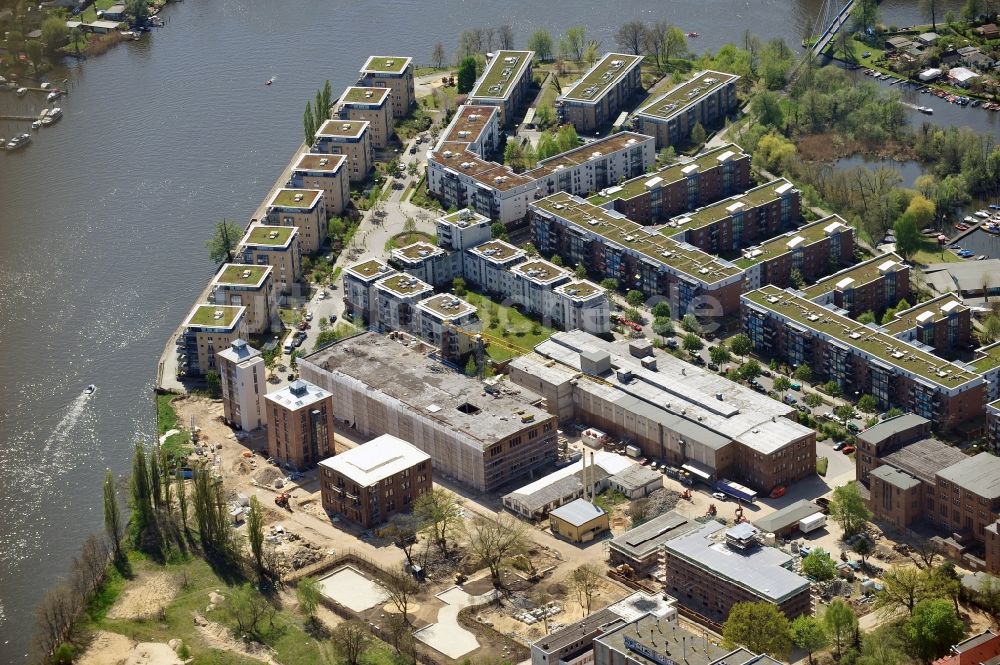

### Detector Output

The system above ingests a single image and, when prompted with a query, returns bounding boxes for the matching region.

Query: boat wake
[42,391,93,456]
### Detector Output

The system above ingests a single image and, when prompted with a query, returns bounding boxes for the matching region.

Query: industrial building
[530,191,746,320]
[661,522,812,623]
[587,144,752,225]
[549,497,609,543]
[299,333,558,492]
[608,510,700,578]
[752,499,824,538]
[742,285,986,430]
[632,70,740,149]
[318,434,431,528]
[508,330,816,493]
[264,379,336,470]
[216,339,267,432]
[467,50,535,126]
[556,53,644,132]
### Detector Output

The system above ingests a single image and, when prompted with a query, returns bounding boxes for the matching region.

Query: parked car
[833,440,847,451]
[821,412,834,420]
[690,355,705,366]
[790,382,801,391]
[409,145,417,154]
[707,362,719,371]
[305,311,313,321]
[842,445,856,455]
[711,492,727,501]
[797,404,811,414]
[847,422,860,433]
[761,369,772,377]
[769,486,786,499]
[666,339,678,349]
[782,394,797,405]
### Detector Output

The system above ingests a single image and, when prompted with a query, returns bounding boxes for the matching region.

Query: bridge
[809,0,858,58]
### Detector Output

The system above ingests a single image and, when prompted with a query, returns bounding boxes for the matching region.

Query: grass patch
[279,307,300,326]
[816,456,829,477]
[594,489,628,514]
[161,430,193,462]
[465,291,554,361]
[384,230,434,251]
[84,563,128,622]
[156,393,180,435]
[395,108,433,141]
[408,176,441,212]
[912,238,962,265]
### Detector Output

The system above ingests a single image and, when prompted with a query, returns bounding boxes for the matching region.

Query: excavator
[274,493,291,511]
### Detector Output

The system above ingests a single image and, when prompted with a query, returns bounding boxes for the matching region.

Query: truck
[799,513,827,533]
[582,428,611,449]
[714,479,758,504]
[625,444,642,459]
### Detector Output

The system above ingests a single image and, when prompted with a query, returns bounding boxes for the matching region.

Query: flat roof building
[314,119,374,183]
[753,499,823,538]
[342,259,394,324]
[265,188,327,255]
[557,53,644,132]
[738,215,854,291]
[467,50,535,126]
[217,339,267,432]
[237,224,302,295]
[609,510,700,578]
[290,153,350,216]
[319,434,431,528]
[414,293,481,359]
[373,273,434,333]
[549,498,610,543]
[633,70,740,149]
[210,264,276,335]
[179,304,247,377]
[358,55,415,118]
[300,333,558,492]
[264,379,335,470]
[336,86,394,149]
[802,253,910,319]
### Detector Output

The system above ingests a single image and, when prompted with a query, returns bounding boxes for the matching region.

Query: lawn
[816,456,829,477]
[156,393,180,435]
[465,291,554,362]
[85,554,399,665]
[911,237,962,265]
[384,230,434,251]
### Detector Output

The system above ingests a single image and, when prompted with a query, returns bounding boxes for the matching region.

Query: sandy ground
[77,632,183,665]
[194,613,279,665]
[107,572,178,621]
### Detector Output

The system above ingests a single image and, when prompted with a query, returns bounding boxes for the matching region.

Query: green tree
[682,333,703,353]
[206,219,242,264]
[466,513,530,586]
[652,301,671,319]
[857,394,877,413]
[829,482,872,537]
[663,25,688,62]
[893,212,922,260]
[690,121,706,145]
[805,393,823,408]
[561,26,587,61]
[575,264,587,279]
[125,0,148,26]
[41,16,68,53]
[600,278,619,291]
[551,254,563,266]
[729,333,753,358]
[227,584,276,639]
[452,276,467,296]
[304,101,316,146]
[526,29,554,61]
[824,380,843,397]
[740,359,762,381]
[652,316,674,339]
[794,364,812,383]
[296,576,321,621]
[791,615,828,665]
[824,599,858,659]
[774,375,791,396]
[320,80,332,117]
[835,404,856,423]
[103,470,124,563]
[25,40,43,76]
[681,313,701,333]
[246,496,266,578]
[754,133,797,173]
[853,0,880,31]
[413,488,461,554]
[710,345,731,365]
[852,536,874,567]
[176,470,188,529]
[490,222,508,239]
[626,289,644,306]
[130,442,155,548]
[149,445,162,510]
[981,316,1000,345]
[904,599,963,662]
[858,310,876,324]
[751,89,784,128]
[722,601,793,660]
[465,355,478,377]
[205,370,222,398]
[802,548,837,581]
[457,57,477,93]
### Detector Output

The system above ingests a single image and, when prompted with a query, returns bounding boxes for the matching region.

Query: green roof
[469,50,533,100]
[418,293,477,318]
[636,70,739,120]
[555,280,603,299]
[362,56,411,74]
[532,191,742,285]
[245,225,295,247]
[560,53,643,103]
[346,259,391,281]
[439,208,490,227]
[882,294,965,335]
[972,343,1000,373]
[512,259,568,284]
[744,285,980,389]
[340,86,390,105]
[668,178,795,232]
[587,144,748,205]
[736,215,848,268]
[186,304,243,329]
[215,264,270,287]
[316,119,367,138]
[270,188,322,209]
[470,240,525,262]
[394,241,443,261]
[803,253,906,299]
[377,273,433,297]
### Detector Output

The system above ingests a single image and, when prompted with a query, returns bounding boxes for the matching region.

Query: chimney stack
[589,452,596,505]
[581,451,588,501]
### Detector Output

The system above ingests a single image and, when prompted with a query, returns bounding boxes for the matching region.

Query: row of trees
[302,80,333,147]
[613,21,689,70]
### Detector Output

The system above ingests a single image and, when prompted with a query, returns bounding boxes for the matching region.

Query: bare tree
[615,21,647,55]
[431,42,446,69]
[227,584,277,638]
[384,513,421,567]
[466,513,530,587]
[643,21,668,69]
[385,614,416,663]
[331,621,373,665]
[483,26,497,52]
[413,488,461,555]
[571,564,602,615]
[498,24,515,50]
[910,540,941,569]
[382,569,420,623]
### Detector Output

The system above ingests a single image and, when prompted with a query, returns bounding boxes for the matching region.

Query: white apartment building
[217,339,267,431]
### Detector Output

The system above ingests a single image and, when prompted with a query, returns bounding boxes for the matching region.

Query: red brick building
[803,254,911,319]
[883,294,972,359]
[741,215,854,291]
[264,380,336,470]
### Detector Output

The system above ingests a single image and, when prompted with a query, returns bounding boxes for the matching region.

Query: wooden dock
[0,115,37,122]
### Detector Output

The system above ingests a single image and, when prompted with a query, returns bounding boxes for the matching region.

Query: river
[0,0,973,661]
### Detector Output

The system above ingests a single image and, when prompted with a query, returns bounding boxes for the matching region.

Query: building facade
[467,50,534,126]
[373,273,434,333]
[358,55,415,119]
[237,224,302,295]
[633,70,740,149]
[739,216,854,291]
[290,153,350,216]
[319,434,431,528]
[210,264,276,335]
[265,188,328,255]
[336,86,394,149]
[342,259,394,325]
[314,119,374,183]
[217,339,267,432]
[264,379,336,470]
[556,53,643,132]
[179,304,248,378]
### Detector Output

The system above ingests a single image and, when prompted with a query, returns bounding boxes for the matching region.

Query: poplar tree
[103,469,124,562]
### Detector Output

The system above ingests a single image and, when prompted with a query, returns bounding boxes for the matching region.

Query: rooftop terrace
[512,259,568,285]
[360,56,411,75]
[883,293,966,335]
[735,215,848,268]
[244,224,295,247]
[438,208,490,228]
[972,342,1000,373]
[376,273,433,297]
[469,50,533,100]
[346,259,392,281]
[316,119,368,139]
[802,253,906,299]
[340,86,391,106]
[561,52,643,103]
[532,191,742,286]
[587,144,747,205]
[668,178,795,231]
[417,293,477,319]
[293,153,346,173]
[469,239,525,263]
[393,241,444,262]
[744,285,982,389]
[215,264,270,287]
[554,279,603,300]
[269,188,323,210]
[185,304,244,329]
[636,70,739,120]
